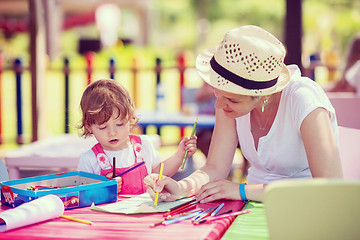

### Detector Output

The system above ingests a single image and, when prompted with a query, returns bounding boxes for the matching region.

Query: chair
[0,159,9,182]
[264,178,360,240]
[339,126,360,179]
[0,159,9,201]
[327,92,360,129]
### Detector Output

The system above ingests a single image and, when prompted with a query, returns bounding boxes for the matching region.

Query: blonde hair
[79,79,138,137]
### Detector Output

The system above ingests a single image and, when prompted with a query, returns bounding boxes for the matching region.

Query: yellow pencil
[60,214,93,225]
[154,162,164,207]
[181,118,198,169]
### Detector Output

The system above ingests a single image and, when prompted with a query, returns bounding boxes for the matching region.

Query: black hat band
[210,56,278,90]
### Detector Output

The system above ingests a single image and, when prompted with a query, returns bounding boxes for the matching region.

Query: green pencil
[180,118,198,169]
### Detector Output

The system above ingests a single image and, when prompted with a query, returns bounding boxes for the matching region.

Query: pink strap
[92,135,143,170]
[129,135,143,161]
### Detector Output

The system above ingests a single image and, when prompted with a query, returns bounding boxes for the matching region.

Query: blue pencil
[116,161,145,177]
[211,203,225,217]
[193,207,213,221]
[163,211,201,225]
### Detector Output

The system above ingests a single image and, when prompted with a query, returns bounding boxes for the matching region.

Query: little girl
[77,79,197,194]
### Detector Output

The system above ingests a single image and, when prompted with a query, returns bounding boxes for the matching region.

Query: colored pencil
[167,198,196,212]
[150,209,202,227]
[192,207,212,222]
[154,162,164,207]
[163,198,196,217]
[113,157,116,178]
[165,204,197,219]
[166,208,203,220]
[180,118,197,169]
[163,211,201,225]
[116,161,145,177]
[194,210,233,225]
[211,203,225,217]
[198,209,251,224]
[60,215,93,225]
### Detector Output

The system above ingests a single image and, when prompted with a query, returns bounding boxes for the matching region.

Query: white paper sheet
[90,193,193,214]
[0,194,64,232]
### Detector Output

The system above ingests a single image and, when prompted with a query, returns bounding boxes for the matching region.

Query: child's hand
[105,173,123,193]
[180,135,197,158]
[114,177,122,193]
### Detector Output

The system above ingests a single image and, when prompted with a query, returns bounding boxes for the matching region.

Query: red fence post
[85,51,95,85]
[177,53,186,139]
[0,52,3,144]
[178,53,186,110]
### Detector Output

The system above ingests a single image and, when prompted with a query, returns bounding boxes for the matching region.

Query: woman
[144,25,343,203]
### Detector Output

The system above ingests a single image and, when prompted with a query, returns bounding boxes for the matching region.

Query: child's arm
[158,135,197,177]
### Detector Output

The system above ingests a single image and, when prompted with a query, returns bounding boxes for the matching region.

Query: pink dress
[91,135,148,194]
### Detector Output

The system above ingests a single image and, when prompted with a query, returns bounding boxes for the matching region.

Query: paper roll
[0,194,65,232]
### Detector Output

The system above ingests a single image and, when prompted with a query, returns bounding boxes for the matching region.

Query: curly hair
[78,79,138,137]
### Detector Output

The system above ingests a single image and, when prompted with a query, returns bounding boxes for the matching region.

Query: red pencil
[192,207,213,223]
[163,198,196,217]
[166,208,202,220]
[165,204,197,219]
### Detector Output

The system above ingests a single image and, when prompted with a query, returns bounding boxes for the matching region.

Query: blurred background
[0,0,359,168]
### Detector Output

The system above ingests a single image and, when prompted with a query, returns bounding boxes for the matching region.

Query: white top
[236,65,339,184]
[346,60,360,96]
[77,135,161,175]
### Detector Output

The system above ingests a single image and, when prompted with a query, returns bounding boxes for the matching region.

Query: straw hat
[196,25,290,96]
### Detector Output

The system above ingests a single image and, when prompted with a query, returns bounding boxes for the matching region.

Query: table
[0,197,245,240]
[222,202,269,240]
[4,111,214,180]
[136,110,215,129]
[4,134,98,180]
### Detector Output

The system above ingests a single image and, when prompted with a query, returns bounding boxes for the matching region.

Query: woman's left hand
[195,179,241,203]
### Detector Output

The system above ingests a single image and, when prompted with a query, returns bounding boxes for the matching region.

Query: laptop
[264,178,360,240]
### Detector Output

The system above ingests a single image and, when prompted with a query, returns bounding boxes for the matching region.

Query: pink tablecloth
[0,197,245,240]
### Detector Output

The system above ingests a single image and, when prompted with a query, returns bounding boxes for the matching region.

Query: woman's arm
[144,108,238,201]
[176,108,239,198]
[300,108,343,178]
[197,107,344,203]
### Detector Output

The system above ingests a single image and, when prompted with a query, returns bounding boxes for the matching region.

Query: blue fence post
[155,57,163,136]
[64,57,70,133]
[109,58,115,80]
[14,58,24,144]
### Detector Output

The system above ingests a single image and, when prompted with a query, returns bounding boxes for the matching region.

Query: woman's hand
[195,179,241,203]
[106,173,122,193]
[143,174,182,202]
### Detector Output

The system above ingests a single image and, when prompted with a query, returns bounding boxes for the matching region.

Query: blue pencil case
[0,171,117,209]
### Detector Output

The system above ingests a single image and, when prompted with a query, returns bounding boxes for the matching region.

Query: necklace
[253,97,276,131]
